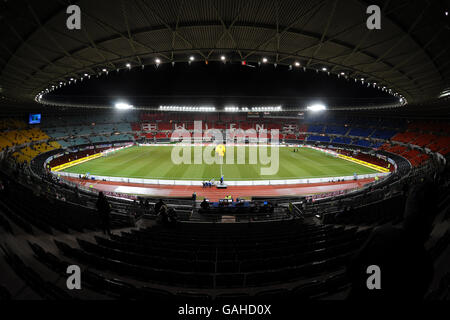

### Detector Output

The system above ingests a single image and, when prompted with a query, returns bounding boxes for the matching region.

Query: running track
[67,177,375,201]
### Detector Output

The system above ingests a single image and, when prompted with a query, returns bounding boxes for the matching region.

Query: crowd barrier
[56,171,389,187]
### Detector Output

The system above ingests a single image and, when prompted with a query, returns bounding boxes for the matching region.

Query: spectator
[200,198,210,212]
[347,181,438,300]
[96,192,111,236]
[154,199,164,214]
[157,204,169,225]
[192,192,197,202]
[167,208,178,226]
[144,199,150,210]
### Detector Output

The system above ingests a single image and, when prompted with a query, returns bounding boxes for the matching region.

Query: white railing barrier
[55,171,389,187]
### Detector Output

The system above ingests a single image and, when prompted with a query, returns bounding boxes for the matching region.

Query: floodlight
[262,57,268,63]
[294,62,300,67]
[115,102,134,110]
[307,104,327,112]
[155,58,161,64]
[189,56,195,61]
[221,55,226,61]
[126,63,131,68]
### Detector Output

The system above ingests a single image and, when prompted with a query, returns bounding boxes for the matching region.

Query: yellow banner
[337,154,390,173]
[52,153,103,172]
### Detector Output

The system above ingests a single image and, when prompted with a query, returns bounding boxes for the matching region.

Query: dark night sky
[47,61,398,108]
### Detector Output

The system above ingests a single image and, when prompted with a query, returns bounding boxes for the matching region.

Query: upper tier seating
[412,134,436,147]
[307,135,331,143]
[427,136,450,154]
[298,124,308,132]
[131,123,141,131]
[348,127,374,137]
[325,126,348,135]
[392,132,415,144]
[308,125,324,134]
[331,137,352,144]
[158,123,173,131]
[12,142,62,163]
[352,140,371,148]
[0,127,50,151]
[371,129,397,140]
[0,118,27,130]
[379,144,430,167]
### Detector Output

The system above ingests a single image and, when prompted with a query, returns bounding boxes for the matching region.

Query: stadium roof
[0,0,449,106]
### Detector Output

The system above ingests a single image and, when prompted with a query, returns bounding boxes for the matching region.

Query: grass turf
[62,145,378,180]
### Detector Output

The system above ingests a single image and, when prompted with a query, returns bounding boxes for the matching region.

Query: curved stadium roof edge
[0,0,449,106]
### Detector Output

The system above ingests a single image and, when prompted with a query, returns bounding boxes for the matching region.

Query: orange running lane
[66,177,375,201]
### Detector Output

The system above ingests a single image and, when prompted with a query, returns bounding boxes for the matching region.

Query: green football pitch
[61,145,378,180]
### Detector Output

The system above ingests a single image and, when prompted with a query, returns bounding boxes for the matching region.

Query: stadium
[0,0,449,309]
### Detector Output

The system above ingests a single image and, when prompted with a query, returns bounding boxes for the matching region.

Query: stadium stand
[348,127,374,138]
[325,125,349,135]
[0,111,448,302]
[307,135,331,143]
[332,137,352,144]
[0,0,449,305]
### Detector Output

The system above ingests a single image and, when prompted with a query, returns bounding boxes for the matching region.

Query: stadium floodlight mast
[115,102,134,110]
[307,104,327,112]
